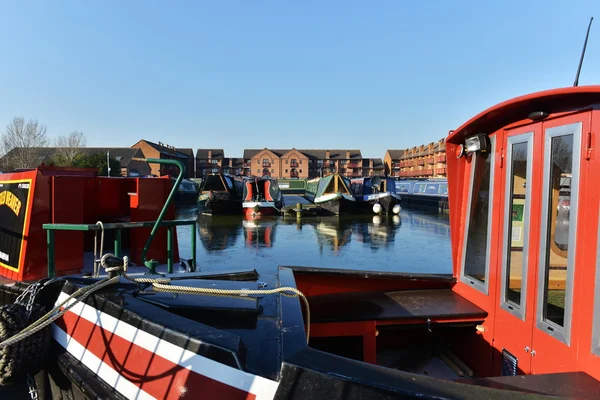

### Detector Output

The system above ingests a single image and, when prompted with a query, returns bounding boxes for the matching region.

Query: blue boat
[394,179,448,211]
[350,176,402,215]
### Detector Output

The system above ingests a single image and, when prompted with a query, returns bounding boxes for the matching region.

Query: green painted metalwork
[191,223,196,270]
[43,219,196,277]
[167,227,173,273]
[114,229,122,257]
[47,230,55,278]
[138,158,184,273]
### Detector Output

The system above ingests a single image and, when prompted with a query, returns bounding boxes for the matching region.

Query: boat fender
[373,203,383,214]
[0,303,50,386]
[253,205,261,213]
[392,204,402,214]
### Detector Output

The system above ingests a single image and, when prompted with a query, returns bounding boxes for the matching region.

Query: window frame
[500,132,534,320]
[459,135,496,294]
[592,202,600,355]
[536,122,582,345]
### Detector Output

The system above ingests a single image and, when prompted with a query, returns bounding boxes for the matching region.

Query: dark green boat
[304,174,357,215]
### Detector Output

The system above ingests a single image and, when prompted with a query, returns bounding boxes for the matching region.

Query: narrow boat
[3,87,600,399]
[197,174,244,215]
[242,176,283,218]
[174,178,199,205]
[304,173,356,215]
[395,179,449,211]
[351,176,402,215]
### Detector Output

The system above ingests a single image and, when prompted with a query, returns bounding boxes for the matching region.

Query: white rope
[93,221,105,278]
[0,276,120,349]
[0,253,311,348]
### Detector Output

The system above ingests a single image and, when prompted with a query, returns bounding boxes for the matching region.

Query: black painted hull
[357,194,401,215]
[317,197,356,215]
[197,198,242,215]
[400,194,448,212]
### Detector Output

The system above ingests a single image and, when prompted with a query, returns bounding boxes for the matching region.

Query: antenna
[574,17,594,87]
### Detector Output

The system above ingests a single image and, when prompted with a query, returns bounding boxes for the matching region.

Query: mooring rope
[100,253,310,342]
[0,252,311,353]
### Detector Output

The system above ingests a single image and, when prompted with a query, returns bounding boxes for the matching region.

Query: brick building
[384,139,447,178]
[242,148,384,178]
[131,140,191,178]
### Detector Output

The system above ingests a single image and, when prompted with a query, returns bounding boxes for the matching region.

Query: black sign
[0,180,31,271]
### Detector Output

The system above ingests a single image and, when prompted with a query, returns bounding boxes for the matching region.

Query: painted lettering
[0,190,22,217]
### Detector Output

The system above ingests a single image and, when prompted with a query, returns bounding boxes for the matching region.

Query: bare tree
[54,131,87,166]
[1,117,48,169]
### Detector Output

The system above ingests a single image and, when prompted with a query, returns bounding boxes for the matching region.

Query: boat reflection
[196,215,241,252]
[311,217,354,253]
[243,217,278,248]
[403,212,450,236]
[353,215,401,250]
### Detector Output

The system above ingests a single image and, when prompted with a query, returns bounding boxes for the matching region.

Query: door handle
[524,346,530,353]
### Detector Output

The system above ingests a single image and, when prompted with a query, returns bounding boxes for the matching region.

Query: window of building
[271,169,275,173]
[285,169,288,173]
[340,160,347,165]
[317,160,323,165]
[212,168,219,173]
[211,159,218,164]
[257,169,260,173]
[300,160,302,164]
[285,159,288,164]
[299,169,302,173]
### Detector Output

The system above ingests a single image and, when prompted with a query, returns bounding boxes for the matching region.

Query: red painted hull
[243,205,280,218]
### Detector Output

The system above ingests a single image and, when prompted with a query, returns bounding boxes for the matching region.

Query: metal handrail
[133,157,185,272]
[43,219,197,278]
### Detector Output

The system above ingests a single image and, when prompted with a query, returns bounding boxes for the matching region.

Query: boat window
[439,183,448,195]
[425,184,439,194]
[537,122,581,344]
[395,182,411,193]
[461,136,495,293]
[500,133,533,319]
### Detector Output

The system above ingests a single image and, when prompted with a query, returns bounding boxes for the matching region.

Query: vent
[501,349,518,376]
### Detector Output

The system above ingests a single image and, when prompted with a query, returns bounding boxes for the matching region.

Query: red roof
[447,86,600,143]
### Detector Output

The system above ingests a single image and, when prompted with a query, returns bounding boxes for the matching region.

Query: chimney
[208,150,212,158]
[326,150,330,159]
[346,150,350,159]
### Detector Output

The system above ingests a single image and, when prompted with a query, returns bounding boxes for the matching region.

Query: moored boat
[395,179,448,211]
[304,173,356,215]
[242,176,283,218]
[351,176,402,215]
[4,86,600,399]
[197,174,244,215]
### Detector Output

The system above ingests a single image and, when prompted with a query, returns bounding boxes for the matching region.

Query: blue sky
[1,1,599,158]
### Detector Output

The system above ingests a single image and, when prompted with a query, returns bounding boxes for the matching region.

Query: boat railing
[43,219,197,278]
[44,157,196,277]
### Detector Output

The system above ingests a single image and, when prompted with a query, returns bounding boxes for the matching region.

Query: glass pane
[505,142,528,306]
[543,134,573,327]
[464,152,492,283]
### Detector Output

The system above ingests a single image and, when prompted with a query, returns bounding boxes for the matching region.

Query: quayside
[2,87,600,398]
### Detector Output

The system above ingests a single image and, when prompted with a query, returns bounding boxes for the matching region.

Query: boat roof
[447,86,600,143]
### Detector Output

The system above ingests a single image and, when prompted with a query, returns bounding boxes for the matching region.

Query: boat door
[493,123,540,375]
[530,113,589,374]
[493,112,591,375]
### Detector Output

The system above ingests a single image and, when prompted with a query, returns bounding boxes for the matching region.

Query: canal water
[175,206,452,276]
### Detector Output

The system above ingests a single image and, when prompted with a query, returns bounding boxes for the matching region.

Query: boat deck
[309,289,487,324]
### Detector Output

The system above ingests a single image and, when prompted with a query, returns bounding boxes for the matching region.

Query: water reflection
[353,215,401,250]
[312,217,354,253]
[196,215,241,252]
[243,218,278,248]
[183,209,452,275]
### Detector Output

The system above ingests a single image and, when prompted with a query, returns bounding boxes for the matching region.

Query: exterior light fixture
[465,133,490,153]
[455,144,465,159]
[528,111,549,120]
